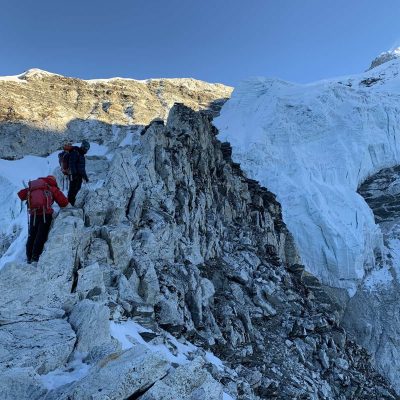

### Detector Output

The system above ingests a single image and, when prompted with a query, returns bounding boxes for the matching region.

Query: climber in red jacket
[18,175,69,264]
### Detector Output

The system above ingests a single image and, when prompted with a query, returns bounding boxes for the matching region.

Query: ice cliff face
[216,58,400,293]
[216,56,400,392]
[0,71,397,399]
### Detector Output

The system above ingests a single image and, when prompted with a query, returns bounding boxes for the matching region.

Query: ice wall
[216,59,400,294]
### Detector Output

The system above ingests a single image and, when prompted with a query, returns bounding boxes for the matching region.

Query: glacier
[215,56,400,295]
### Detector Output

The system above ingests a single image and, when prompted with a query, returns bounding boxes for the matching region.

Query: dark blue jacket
[69,147,87,179]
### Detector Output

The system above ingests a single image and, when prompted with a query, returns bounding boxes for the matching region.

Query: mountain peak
[20,68,62,79]
[369,47,400,70]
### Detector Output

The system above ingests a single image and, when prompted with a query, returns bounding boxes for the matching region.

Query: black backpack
[58,144,73,176]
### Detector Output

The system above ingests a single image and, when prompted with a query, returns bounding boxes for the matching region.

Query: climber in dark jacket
[68,140,90,206]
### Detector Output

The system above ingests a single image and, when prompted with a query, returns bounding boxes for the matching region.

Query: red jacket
[18,176,69,215]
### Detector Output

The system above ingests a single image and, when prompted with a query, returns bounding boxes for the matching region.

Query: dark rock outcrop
[82,104,396,399]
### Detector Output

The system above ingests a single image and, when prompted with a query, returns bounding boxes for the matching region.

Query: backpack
[58,143,73,175]
[27,179,54,215]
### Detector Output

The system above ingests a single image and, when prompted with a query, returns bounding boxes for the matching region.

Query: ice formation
[216,57,400,294]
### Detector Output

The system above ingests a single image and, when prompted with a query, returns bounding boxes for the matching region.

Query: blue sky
[1,0,400,86]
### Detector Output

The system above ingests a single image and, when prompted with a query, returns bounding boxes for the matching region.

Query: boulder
[69,300,111,354]
[0,368,47,400]
[101,223,133,271]
[0,318,75,374]
[76,262,106,300]
[141,357,223,400]
[44,346,170,400]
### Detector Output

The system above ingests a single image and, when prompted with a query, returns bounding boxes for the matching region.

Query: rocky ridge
[0,99,397,399]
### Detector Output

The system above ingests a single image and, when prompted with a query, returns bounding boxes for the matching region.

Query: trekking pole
[23,180,30,231]
[19,185,24,214]
[19,197,27,228]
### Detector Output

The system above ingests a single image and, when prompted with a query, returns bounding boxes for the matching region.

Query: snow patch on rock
[110,320,225,370]
[363,265,393,291]
[40,354,90,390]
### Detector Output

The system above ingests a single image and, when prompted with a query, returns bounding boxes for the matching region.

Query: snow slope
[0,143,108,269]
[0,154,59,268]
[216,57,400,294]
[40,319,230,395]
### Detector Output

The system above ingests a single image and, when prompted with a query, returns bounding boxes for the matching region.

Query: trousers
[68,175,83,206]
[26,214,53,262]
